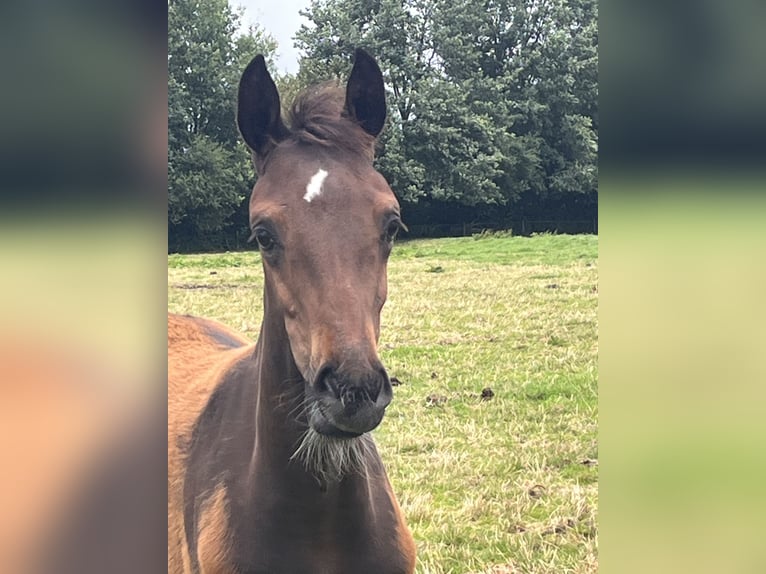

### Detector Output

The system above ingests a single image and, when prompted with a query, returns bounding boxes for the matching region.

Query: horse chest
[230,537,411,574]
[223,484,412,574]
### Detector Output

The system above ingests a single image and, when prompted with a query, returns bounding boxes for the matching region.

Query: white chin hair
[291,427,373,484]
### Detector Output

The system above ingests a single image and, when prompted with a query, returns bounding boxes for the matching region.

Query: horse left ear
[344,48,386,138]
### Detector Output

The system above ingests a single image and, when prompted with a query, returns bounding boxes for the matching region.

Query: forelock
[285,83,377,162]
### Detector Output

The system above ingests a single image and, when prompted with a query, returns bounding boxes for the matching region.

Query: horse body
[168,314,413,573]
[168,49,416,574]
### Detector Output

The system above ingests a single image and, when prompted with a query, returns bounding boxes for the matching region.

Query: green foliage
[168,0,278,250]
[167,134,246,232]
[296,0,598,207]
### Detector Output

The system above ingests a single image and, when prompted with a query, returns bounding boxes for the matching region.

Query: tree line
[168,0,597,252]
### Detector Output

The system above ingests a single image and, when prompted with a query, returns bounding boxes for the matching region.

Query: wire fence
[404,219,598,238]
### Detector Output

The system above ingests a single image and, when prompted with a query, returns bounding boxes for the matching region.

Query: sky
[231,0,312,75]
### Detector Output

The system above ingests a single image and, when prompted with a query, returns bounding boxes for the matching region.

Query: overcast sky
[231,0,312,74]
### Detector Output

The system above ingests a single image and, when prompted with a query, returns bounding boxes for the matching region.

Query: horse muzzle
[307,364,393,436]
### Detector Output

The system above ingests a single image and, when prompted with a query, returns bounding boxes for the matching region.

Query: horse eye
[385,221,400,243]
[254,229,275,251]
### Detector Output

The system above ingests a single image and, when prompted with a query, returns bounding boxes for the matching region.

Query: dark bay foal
[168,49,416,574]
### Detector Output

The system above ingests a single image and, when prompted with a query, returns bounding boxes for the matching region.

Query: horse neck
[248,294,305,467]
[245,288,383,497]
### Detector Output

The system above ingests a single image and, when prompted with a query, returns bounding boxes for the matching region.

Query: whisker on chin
[290,425,373,485]
[279,372,373,484]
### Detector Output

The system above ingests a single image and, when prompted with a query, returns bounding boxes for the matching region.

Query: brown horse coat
[168,49,416,574]
[168,314,415,574]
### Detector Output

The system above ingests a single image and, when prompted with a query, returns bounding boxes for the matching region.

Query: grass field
[168,233,598,574]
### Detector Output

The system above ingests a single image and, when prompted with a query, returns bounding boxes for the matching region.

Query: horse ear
[344,48,386,138]
[237,55,287,172]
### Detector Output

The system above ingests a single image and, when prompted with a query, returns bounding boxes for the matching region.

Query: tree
[168,0,277,251]
[295,0,598,215]
[429,0,598,202]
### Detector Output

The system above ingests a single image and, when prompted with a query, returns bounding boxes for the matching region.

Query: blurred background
[600,0,766,572]
[0,0,764,572]
[0,0,166,572]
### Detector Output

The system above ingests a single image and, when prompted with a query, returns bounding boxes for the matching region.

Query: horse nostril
[314,364,388,407]
[366,368,387,403]
[314,365,339,396]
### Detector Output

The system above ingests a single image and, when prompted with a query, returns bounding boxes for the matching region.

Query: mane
[285,83,377,161]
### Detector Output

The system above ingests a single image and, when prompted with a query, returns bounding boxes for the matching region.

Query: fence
[405,218,598,238]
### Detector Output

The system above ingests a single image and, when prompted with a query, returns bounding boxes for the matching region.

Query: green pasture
[168,234,598,573]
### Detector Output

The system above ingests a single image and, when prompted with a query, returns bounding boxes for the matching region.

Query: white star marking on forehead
[303,168,329,203]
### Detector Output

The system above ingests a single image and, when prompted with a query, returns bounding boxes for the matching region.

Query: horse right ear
[237,55,288,173]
